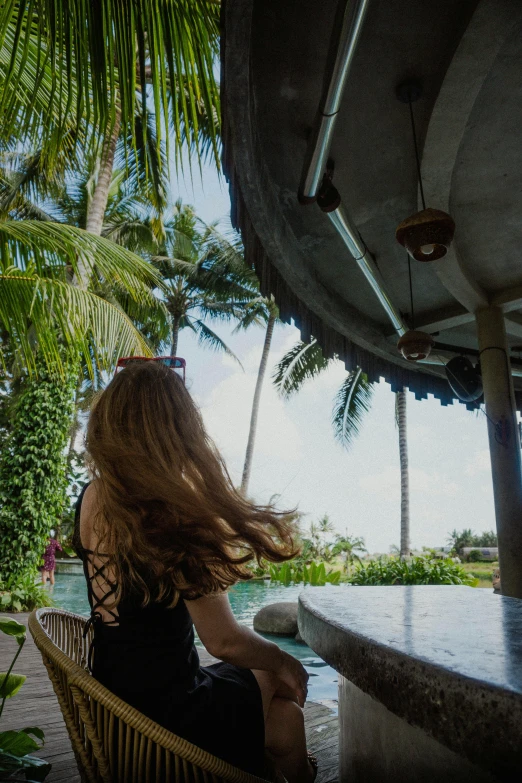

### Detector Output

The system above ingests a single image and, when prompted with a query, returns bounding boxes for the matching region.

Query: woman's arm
[185,592,309,706]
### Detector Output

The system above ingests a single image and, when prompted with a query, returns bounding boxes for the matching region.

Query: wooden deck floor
[1,613,338,782]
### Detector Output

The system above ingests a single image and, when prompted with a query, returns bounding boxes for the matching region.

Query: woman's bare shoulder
[80,480,99,549]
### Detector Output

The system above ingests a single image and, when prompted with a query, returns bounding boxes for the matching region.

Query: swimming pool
[50,575,340,705]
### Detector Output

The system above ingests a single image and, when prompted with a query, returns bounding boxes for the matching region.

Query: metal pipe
[303,0,522,389]
[302,0,371,199]
[328,207,408,335]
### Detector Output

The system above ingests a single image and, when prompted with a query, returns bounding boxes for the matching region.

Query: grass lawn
[462,561,498,589]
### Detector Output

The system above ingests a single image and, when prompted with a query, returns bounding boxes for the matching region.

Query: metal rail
[302,0,371,200]
[328,207,407,335]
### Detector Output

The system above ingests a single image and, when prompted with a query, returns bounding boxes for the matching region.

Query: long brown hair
[86,361,297,606]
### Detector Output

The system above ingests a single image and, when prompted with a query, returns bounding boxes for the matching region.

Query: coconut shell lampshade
[396,208,455,262]
[397,330,435,362]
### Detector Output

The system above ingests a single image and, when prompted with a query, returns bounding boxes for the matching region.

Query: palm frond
[0,1,221,166]
[117,111,168,216]
[199,221,258,286]
[233,298,275,332]
[0,220,164,301]
[332,368,374,448]
[273,339,330,398]
[0,16,82,158]
[193,320,242,366]
[0,268,153,376]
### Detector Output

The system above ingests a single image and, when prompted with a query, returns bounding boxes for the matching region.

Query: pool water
[50,575,340,705]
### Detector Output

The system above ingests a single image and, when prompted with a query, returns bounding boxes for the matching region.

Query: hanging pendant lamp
[397,330,435,362]
[395,81,455,262]
[394,82,444,362]
[396,208,455,262]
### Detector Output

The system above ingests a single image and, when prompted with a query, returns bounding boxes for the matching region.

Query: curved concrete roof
[221,0,522,405]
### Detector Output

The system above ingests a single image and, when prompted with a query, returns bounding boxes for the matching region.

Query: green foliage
[0,359,77,582]
[0,617,26,642]
[0,0,220,168]
[0,574,52,613]
[467,549,485,562]
[0,618,51,780]
[151,205,259,358]
[332,368,374,448]
[269,560,341,587]
[447,528,498,554]
[348,556,476,586]
[0,673,25,701]
[0,221,165,376]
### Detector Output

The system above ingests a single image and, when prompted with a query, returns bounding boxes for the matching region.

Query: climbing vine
[0,360,77,582]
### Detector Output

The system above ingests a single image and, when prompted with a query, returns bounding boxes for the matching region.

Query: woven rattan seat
[29,608,275,783]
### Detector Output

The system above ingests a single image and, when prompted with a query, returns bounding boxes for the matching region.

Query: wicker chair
[29,608,275,783]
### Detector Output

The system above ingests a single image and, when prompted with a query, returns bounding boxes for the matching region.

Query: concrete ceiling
[222,0,522,394]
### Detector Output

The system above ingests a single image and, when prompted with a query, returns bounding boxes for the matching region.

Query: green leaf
[0,748,51,781]
[0,672,26,699]
[22,728,45,744]
[332,368,374,449]
[0,728,42,757]
[325,570,341,585]
[273,339,329,399]
[0,616,26,644]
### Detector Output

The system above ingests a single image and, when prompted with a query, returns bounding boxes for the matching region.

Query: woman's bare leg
[252,670,314,783]
[49,570,55,585]
[41,570,48,584]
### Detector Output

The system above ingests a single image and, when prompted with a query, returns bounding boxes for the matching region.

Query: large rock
[253,602,298,636]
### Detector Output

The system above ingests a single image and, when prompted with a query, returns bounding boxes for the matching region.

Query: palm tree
[331,534,367,573]
[396,390,410,558]
[273,339,374,447]
[0,1,220,168]
[238,298,279,494]
[0,0,221,341]
[150,204,259,361]
[274,338,412,555]
[0,148,169,374]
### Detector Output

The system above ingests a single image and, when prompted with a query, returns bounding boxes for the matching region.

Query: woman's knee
[252,669,279,720]
[265,697,305,757]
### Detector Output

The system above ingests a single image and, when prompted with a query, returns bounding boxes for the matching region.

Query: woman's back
[77,360,311,781]
[73,483,201,723]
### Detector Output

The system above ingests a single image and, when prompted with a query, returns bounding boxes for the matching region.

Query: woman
[40,533,62,585]
[74,359,317,782]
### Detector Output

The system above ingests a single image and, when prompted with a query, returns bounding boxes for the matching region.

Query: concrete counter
[298,586,522,782]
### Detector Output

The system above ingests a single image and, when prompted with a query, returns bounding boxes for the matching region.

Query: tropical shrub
[0,574,52,613]
[0,616,51,780]
[269,561,341,586]
[467,549,485,562]
[348,556,476,586]
[0,360,77,582]
[447,528,498,554]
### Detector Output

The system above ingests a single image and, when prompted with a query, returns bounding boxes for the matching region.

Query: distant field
[462,561,498,589]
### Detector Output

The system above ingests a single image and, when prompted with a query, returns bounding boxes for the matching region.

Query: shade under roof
[221,0,522,408]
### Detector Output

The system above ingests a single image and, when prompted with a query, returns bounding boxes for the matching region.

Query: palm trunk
[241,312,276,495]
[75,111,121,286]
[397,389,410,558]
[171,316,181,356]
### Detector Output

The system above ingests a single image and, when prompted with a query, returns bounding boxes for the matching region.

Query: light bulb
[420,244,435,255]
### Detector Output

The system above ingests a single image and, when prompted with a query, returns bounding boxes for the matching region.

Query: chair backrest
[29,608,270,783]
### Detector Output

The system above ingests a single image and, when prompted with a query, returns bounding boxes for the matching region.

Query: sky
[172,160,497,555]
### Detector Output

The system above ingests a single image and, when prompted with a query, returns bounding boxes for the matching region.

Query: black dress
[73,485,265,777]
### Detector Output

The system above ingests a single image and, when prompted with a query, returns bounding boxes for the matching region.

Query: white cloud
[464,449,491,476]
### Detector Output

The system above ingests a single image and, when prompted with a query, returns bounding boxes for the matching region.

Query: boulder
[253,602,298,636]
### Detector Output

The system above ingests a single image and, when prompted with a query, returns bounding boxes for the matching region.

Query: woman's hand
[275,652,309,707]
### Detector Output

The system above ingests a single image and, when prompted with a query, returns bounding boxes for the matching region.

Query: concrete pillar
[475,306,522,599]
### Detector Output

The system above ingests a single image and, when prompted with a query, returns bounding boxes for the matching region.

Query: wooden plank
[1,613,339,782]
[1,613,81,782]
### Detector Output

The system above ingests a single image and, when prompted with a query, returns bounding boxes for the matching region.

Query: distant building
[461,547,498,561]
